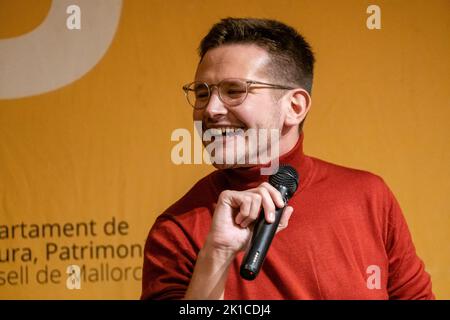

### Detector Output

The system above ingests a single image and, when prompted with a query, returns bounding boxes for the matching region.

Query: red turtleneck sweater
[141,134,434,300]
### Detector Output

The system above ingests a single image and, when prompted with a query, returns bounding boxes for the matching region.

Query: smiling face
[193,43,305,169]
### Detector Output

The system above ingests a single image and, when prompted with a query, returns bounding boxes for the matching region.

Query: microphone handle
[240,186,289,280]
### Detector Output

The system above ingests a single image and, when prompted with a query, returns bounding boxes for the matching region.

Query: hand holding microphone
[186,165,298,299]
[205,165,299,279]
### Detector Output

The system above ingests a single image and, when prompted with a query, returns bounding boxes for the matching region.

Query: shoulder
[306,156,397,212]
[306,157,400,240]
[309,156,390,193]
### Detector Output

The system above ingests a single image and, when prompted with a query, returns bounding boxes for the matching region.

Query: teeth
[209,128,222,136]
[208,127,245,136]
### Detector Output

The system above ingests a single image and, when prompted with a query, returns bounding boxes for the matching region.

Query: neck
[279,130,301,159]
[214,132,312,193]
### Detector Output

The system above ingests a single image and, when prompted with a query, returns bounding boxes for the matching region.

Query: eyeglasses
[182,78,295,109]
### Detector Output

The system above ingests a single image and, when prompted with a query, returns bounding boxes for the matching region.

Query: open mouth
[209,127,246,137]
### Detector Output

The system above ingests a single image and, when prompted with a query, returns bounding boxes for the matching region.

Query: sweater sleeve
[384,186,434,299]
[140,215,196,300]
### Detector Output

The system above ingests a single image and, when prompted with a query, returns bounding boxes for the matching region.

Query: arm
[385,187,434,299]
[184,241,235,300]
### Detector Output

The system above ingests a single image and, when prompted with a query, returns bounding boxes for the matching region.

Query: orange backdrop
[0,0,448,299]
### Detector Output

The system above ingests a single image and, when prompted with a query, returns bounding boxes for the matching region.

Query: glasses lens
[219,80,247,106]
[186,82,209,109]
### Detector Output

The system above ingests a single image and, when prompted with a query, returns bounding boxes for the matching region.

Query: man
[141,18,433,299]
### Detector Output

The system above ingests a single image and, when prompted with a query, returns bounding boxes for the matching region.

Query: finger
[234,195,252,225]
[219,190,250,225]
[259,182,285,208]
[241,194,262,228]
[257,187,276,224]
[276,206,294,233]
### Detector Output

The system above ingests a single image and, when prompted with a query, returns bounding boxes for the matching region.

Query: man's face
[193,44,288,169]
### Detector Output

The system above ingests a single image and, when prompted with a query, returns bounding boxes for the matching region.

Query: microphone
[240,164,299,281]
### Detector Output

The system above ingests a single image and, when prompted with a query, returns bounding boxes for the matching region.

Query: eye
[227,88,245,94]
[223,82,246,98]
[195,90,209,99]
[193,84,209,100]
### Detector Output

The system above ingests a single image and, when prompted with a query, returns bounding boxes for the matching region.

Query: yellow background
[0,0,448,299]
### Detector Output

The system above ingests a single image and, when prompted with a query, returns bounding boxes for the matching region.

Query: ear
[284,89,312,127]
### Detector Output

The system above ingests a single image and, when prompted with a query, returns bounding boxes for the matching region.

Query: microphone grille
[269,164,299,196]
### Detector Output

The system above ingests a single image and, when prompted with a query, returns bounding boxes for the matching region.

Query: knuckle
[241,210,250,217]
[260,182,271,188]
[249,209,259,218]
[219,190,231,199]
[262,182,276,192]
[252,193,262,202]
[257,187,269,198]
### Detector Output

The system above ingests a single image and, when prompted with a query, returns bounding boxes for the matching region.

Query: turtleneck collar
[214,132,313,194]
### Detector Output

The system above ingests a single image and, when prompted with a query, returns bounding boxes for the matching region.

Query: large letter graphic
[0,0,122,99]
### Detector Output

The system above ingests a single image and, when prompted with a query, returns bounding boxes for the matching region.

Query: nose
[203,87,228,119]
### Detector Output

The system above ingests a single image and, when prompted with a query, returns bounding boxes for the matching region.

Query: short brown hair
[199,17,315,94]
